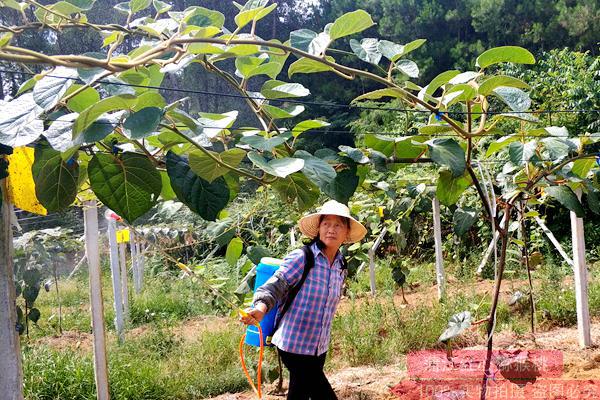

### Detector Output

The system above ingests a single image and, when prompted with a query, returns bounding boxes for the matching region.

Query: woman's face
[318,215,349,250]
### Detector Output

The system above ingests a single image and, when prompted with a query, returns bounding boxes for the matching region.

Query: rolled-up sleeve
[252,249,305,313]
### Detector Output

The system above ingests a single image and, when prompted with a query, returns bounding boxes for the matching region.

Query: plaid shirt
[271,243,346,356]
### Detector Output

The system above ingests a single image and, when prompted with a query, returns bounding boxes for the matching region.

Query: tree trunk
[0,182,24,400]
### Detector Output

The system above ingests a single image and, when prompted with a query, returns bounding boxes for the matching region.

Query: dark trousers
[278,349,338,400]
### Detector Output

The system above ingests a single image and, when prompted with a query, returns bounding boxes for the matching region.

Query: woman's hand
[239,303,267,326]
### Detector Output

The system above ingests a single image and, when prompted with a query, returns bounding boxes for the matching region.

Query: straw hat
[298,200,367,244]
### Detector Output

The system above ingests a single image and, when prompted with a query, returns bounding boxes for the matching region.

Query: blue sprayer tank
[245,257,282,347]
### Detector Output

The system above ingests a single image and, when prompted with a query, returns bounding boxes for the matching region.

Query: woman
[240,200,367,400]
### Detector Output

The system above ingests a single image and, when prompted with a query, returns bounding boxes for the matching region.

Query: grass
[21,256,600,399]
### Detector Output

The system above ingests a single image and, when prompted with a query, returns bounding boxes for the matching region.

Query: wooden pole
[290,226,296,248]
[432,197,446,300]
[0,186,24,400]
[83,201,110,400]
[570,189,591,348]
[368,226,388,297]
[118,242,129,324]
[130,232,140,295]
[534,216,574,267]
[138,242,145,292]
[106,217,124,343]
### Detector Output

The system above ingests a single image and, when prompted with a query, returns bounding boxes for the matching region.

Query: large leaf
[262,104,305,119]
[294,150,336,190]
[492,87,531,112]
[240,132,291,151]
[123,107,163,139]
[225,237,244,267]
[292,119,330,138]
[485,134,519,158]
[272,172,320,211]
[395,59,419,78]
[478,76,529,96]
[44,112,120,152]
[165,152,230,221]
[130,0,151,13]
[188,148,246,183]
[66,86,100,113]
[378,39,425,62]
[32,143,79,212]
[88,152,162,223]
[426,138,466,177]
[425,70,461,96]
[73,94,137,135]
[350,38,381,65]
[261,80,310,99]
[198,110,238,138]
[288,56,335,77]
[544,185,584,218]
[436,170,472,206]
[476,46,535,69]
[289,29,318,52]
[329,10,375,40]
[247,152,304,178]
[324,167,359,204]
[235,2,276,29]
[587,188,600,215]
[183,6,225,28]
[453,207,478,236]
[0,93,44,147]
[439,311,472,342]
[352,88,405,103]
[571,158,596,179]
[33,67,78,111]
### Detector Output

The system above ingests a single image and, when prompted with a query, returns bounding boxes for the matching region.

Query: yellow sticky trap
[378,206,385,218]
[116,228,130,243]
[6,147,47,215]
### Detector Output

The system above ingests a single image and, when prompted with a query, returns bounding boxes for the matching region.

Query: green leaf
[74,94,137,135]
[114,2,130,14]
[587,188,600,215]
[485,134,519,157]
[129,0,152,14]
[272,173,320,211]
[544,186,585,218]
[572,158,596,179]
[541,137,576,161]
[123,107,163,139]
[225,237,244,267]
[184,7,225,28]
[325,167,359,204]
[425,70,461,96]
[44,112,118,152]
[476,46,535,69]
[0,32,13,47]
[235,2,276,29]
[290,29,318,52]
[188,148,246,183]
[329,10,375,40]
[247,245,270,265]
[32,143,79,212]
[396,59,419,78]
[508,141,524,165]
[247,152,304,178]
[65,0,95,10]
[292,120,330,138]
[152,0,171,13]
[28,308,41,324]
[349,38,381,65]
[378,39,425,62]
[89,152,162,223]
[351,88,405,103]
[17,76,40,96]
[288,56,335,77]
[364,134,394,157]
[427,138,466,177]
[492,87,531,112]
[240,132,292,151]
[159,171,176,200]
[294,150,336,190]
[261,80,310,99]
[436,170,472,206]
[262,104,305,119]
[66,86,100,113]
[339,145,368,164]
[0,93,44,147]
[439,311,471,342]
[478,76,529,96]
[165,152,230,221]
[453,207,478,236]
